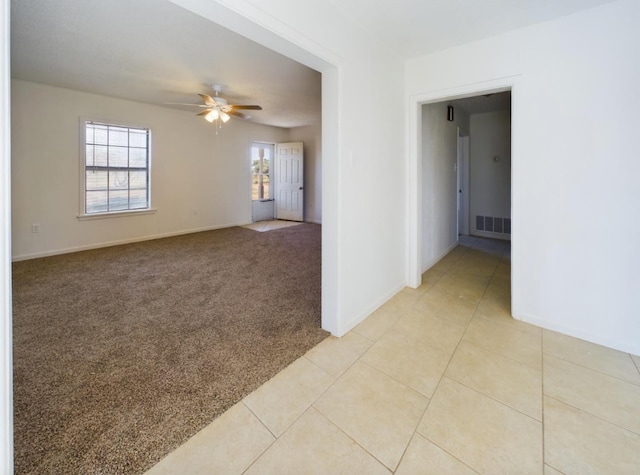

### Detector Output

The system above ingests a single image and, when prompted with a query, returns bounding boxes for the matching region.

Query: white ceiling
[10,0,322,128]
[11,0,617,128]
[329,0,619,58]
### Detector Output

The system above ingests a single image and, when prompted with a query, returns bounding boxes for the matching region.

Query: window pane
[129,147,147,168]
[86,190,108,214]
[86,126,94,144]
[86,170,107,191]
[109,190,129,211]
[109,170,129,190]
[109,128,129,146]
[109,146,128,168]
[94,146,108,167]
[250,144,272,201]
[252,174,260,201]
[129,189,147,209]
[129,170,147,189]
[93,125,108,145]
[129,130,147,148]
[85,145,94,166]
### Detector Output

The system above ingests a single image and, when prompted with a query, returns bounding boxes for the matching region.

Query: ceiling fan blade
[198,93,217,107]
[230,105,262,110]
[196,109,213,116]
[227,110,251,119]
[165,102,209,107]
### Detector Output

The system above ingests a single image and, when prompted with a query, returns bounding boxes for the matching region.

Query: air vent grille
[475,215,511,235]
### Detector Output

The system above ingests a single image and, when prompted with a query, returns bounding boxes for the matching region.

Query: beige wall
[11,79,291,259]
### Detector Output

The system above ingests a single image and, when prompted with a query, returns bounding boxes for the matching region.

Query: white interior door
[275,142,304,221]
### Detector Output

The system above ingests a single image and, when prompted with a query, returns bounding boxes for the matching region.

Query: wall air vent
[475,215,511,235]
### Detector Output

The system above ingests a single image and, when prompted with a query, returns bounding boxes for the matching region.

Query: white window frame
[78,119,155,219]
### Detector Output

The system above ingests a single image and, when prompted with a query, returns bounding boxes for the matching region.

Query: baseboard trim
[421,241,458,274]
[515,311,640,355]
[334,280,406,337]
[12,222,248,261]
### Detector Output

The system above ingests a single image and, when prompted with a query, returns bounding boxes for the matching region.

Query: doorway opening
[450,91,512,242]
[412,86,513,314]
[250,141,305,223]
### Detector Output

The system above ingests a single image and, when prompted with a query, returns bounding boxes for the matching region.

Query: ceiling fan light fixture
[205,109,219,122]
[176,86,261,131]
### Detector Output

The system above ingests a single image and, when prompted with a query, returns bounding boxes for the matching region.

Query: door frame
[457,131,470,236]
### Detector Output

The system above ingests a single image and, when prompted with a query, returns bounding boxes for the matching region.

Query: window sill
[77,208,157,221]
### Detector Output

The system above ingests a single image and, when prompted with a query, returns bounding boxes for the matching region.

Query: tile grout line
[428,255,544,426]
[247,335,391,472]
[545,461,568,475]
[399,248,492,473]
[309,403,393,472]
[307,341,418,472]
[375,251,464,472]
[456,334,542,371]
[362,239,508,473]
[543,393,640,438]
[543,352,640,387]
[410,239,534,472]
[239,401,279,475]
[347,293,429,473]
[394,431,482,475]
[445,375,543,423]
[305,334,431,472]
[240,354,356,472]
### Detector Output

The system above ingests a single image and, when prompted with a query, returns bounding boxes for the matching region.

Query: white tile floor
[146,236,640,474]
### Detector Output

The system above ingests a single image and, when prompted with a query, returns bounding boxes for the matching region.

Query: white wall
[0,0,13,470]
[251,200,274,221]
[171,0,407,335]
[469,110,511,240]
[406,0,640,354]
[11,80,290,260]
[421,103,459,271]
[289,123,321,223]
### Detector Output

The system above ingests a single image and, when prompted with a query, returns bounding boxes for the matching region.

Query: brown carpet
[12,224,327,474]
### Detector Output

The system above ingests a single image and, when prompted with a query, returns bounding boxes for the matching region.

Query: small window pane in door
[251,145,271,201]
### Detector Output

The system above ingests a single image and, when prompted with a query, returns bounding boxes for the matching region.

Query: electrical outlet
[31,223,40,233]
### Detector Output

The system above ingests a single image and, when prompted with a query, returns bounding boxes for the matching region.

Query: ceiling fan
[169,85,262,126]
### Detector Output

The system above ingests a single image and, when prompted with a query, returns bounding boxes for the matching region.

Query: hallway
[147,237,640,474]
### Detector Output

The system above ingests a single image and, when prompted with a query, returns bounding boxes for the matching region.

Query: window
[251,144,271,201]
[83,121,150,215]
